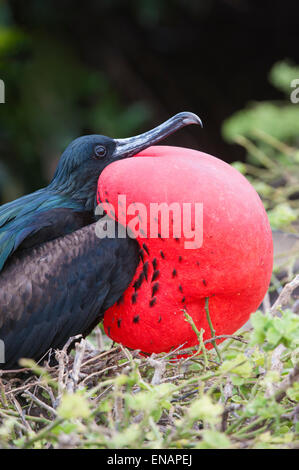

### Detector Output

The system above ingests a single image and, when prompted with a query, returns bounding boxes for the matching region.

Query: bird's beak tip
[179,111,203,128]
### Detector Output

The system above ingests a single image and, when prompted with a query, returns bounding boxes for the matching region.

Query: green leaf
[266,326,282,345]
[220,353,253,378]
[269,61,299,95]
[188,395,223,424]
[57,393,90,420]
[108,424,141,449]
[198,430,231,449]
[286,382,299,402]
[222,103,299,144]
[251,311,268,331]
[268,203,297,230]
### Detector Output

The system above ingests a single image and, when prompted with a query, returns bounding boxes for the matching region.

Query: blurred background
[0,0,299,240]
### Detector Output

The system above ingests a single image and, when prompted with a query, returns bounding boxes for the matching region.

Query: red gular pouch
[96,146,273,355]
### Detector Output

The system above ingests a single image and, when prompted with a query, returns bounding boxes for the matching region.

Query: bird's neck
[48,178,98,213]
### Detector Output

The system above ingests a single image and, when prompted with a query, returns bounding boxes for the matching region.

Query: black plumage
[0,223,139,369]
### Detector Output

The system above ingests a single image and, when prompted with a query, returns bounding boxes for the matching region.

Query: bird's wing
[0,223,140,369]
[0,189,88,271]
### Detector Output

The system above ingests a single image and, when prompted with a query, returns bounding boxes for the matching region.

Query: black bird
[0,112,202,369]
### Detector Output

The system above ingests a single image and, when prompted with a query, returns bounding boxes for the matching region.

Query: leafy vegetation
[223,61,299,231]
[0,301,298,449]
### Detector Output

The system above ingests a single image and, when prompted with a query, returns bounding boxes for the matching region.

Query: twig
[223,377,234,403]
[183,310,208,368]
[230,416,266,438]
[264,344,287,398]
[270,274,299,315]
[81,347,119,368]
[38,384,56,409]
[81,359,131,385]
[204,297,222,362]
[11,395,33,432]
[0,409,51,424]
[0,409,29,434]
[235,135,278,170]
[0,378,8,407]
[206,334,247,345]
[160,342,188,359]
[262,291,271,313]
[95,327,104,351]
[23,418,64,448]
[148,355,166,385]
[22,390,57,418]
[221,404,242,432]
[252,129,296,155]
[274,363,299,403]
[161,374,184,383]
[55,349,68,405]
[166,335,247,363]
[66,339,86,393]
[62,334,83,354]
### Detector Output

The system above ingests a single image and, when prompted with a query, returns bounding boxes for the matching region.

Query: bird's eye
[94,145,107,158]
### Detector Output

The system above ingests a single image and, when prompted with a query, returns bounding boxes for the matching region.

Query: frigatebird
[0,112,202,369]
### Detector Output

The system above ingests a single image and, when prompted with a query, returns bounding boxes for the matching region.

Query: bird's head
[50,112,202,211]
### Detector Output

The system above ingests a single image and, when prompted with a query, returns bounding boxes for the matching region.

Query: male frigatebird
[0,112,202,369]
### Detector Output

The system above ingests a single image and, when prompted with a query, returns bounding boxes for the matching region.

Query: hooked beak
[112,112,202,160]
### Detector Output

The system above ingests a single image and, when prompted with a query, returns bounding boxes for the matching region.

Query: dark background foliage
[0,0,298,203]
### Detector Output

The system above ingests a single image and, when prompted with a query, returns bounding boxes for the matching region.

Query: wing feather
[0,188,88,271]
[0,223,139,369]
